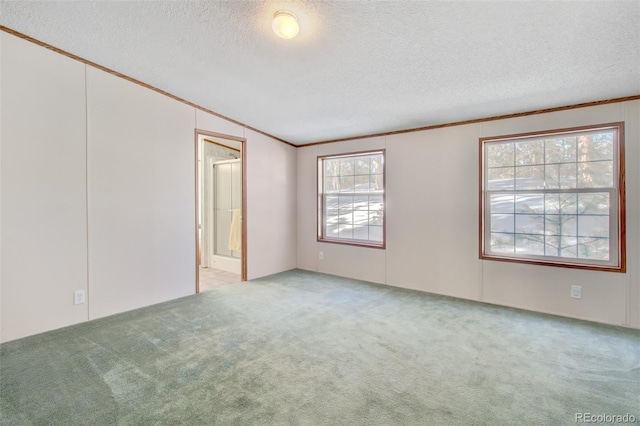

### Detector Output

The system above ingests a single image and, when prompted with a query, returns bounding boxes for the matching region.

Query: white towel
[228,209,242,252]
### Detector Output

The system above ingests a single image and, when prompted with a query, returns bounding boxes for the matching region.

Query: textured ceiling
[1,1,639,145]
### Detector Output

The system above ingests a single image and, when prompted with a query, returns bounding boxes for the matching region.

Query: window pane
[516,214,544,234]
[340,158,354,175]
[561,215,577,236]
[515,140,544,165]
[578,237,609,260]
[544,215,560,235]
[545,163,576,189]
[338,211,352,224]
[560,236,578,257]
[578,161,613,188]
[578,193,609,215]
[325,159,340,176]
[516,234,544,255]
[490,233,515,253]
[370,174,383,191]
[545,194,577,215]
[355,157,371,174]
[487,143,514,167]
[544,214,584,237]
[577,132,613,162]
[560,194,577,214]
[325,212,339,226]
[545,194,560,214]
[545,136,576,163]
[339,176,355,192]
[578,216,609,238]
[325,224,340,238]
[369,226,383,242]
[325,195,339,210]
[353,195,369,210]
[339,225,353,239]
[353,210,368,226]
[544,236,560,257]
[338,195,353,210]
[488,167,514,190]
[369,195,383,210]
[544,214,577,236]
[324,176,340,193]
[371,154,383,171]
[515,165,545,190]
[353,225,369,240]
[490,194,514,214]
[491,214,514,233]
[369,210,383,225]
[515,194,544,214]
[355,175,369,191]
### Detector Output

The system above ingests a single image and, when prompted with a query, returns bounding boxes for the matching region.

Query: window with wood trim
[480,123,625,272]
[318,150,385,248]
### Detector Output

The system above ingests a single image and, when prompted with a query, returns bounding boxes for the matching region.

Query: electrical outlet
[74,290,86,305]
[319,251,324,260]
[570,285,582,299]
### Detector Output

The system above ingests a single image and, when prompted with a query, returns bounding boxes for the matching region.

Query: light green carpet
[1,269,638,425]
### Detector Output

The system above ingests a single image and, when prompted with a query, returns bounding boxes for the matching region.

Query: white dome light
[272,10,299,39]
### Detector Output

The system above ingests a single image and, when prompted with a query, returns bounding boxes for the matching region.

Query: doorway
[195,130,247,292]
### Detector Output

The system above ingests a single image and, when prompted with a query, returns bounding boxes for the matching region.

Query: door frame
[194,129,247,293]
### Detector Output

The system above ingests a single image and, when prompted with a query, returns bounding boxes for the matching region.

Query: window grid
[488,190,613,260]
[480,123,624,272]
[318,151,385,248]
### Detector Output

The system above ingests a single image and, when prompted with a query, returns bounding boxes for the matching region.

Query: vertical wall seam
[384,136,388,285]
[84,64,90,321]
[0,33,3,342]
[624,275,629,326]
[618,102,631,326]
[621,102,629,326]
[479,122,484,302]
[315,145,319,272]
[295,145,299,269]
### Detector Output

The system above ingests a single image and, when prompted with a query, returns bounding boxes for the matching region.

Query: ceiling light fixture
[272,10,299,39]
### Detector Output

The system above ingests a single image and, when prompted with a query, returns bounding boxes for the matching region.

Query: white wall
[1,30,3,342]
[0,32,88,341]
[297,101,640,328]
[86,67,196,319]
[386,125,483,300]
[626,101,640,327]
[246,129,297,279]
[0,32,297,342]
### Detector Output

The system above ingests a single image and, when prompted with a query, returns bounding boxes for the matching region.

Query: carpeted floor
[1,269,638,425]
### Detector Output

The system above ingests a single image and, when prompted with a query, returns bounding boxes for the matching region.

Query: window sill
[480,253,625,273]
[318,238,386,250]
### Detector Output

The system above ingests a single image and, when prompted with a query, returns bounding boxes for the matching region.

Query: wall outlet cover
[74,290,86,305]
[570,285,582,299]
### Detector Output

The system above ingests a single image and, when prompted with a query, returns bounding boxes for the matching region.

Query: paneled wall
[86,67,196,320]
[0,31,88,341]
[0,32,297,342]
[246,129,297,280]
[297,101,640,328]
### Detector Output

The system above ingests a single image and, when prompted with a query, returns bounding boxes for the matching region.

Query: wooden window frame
[479,122,626,272]
[317,150,386,249]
